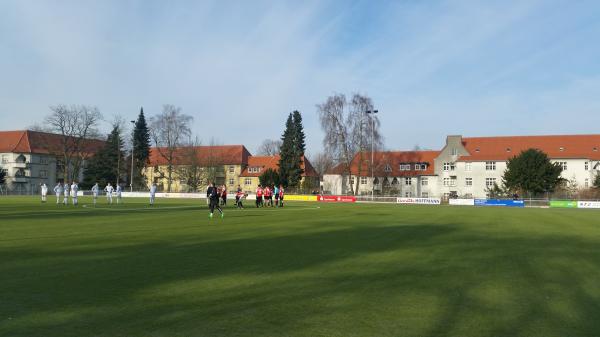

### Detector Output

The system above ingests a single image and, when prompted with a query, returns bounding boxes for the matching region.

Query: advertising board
[396,197,441,205]
[475,199,525,207]
[449,199,475,206]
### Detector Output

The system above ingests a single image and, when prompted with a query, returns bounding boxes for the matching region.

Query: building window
[465,177,472,186]
[244,178,252,185]
[421,192,429,198]
[1,155,7,164]
[486,177,497,188]
[229,166,235,173]
[585,179,589,188]
[40,170,47,178]
[465,162,472,171]
[421,177,428,186]
[349,177,355,185]
[384,164,392,173]
[248,167,262,173]
[228,178,234,185]
[585,162,589,170]
[443,162,455,171]
[405,191,412,197]
[451,148,458,156]
[399,164,411,171]
[405,177,412,185]
[443,178,450,187]
[415,163,427,171]
[485,162,496,171]
[360,177,368,185]
[450,176,457,186]
[557,161,567,170]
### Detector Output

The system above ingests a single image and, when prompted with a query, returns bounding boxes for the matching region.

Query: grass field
[1,196,600,337]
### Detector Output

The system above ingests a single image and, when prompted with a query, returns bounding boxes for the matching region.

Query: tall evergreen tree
[278,112,304,187]
[83,125,125,188]
[292,110,306,155]
[131,107,151,189]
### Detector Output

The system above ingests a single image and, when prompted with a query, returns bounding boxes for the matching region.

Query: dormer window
[594,147,598,152]
[475,148,480,153]
[248,166,262,173]
[384,164,392,173]
[559,147,565,152]
[506,148,511,152]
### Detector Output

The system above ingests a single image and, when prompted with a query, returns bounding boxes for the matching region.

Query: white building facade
[323,134,600,198]
[0,130,103,194]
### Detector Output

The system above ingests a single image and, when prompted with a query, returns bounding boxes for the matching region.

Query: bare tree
[311,152,336,178]
[149,105,193,192]
[317,93,383,195]
[44,104,103,182]
[256,139,282,156]
[177,136,204,192]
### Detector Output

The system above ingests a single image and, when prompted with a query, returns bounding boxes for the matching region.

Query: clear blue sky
[1,0,599,156]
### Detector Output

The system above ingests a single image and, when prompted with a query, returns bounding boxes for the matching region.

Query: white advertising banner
[396,197,441,205]
[577,201,600,209]
[449,199,475,206]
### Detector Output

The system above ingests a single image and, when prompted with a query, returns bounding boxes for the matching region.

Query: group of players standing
[205,182,285,219]
[254,184,285,208]
[43,181,124,207]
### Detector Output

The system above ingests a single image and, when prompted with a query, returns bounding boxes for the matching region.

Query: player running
[256,184,263,208]
[71,181,79,206]
[206,182,224,219]
[91,182,100,207]
[40,183,48,203]
[104,183,114,204]
[53,183,62,204]
[149,183,157,206]
[235,185,245,209]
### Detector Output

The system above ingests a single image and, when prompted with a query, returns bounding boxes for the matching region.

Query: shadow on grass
[1,222,600,337]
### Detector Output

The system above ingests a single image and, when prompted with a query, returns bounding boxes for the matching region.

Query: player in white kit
[149,183,157,206]
[105,183,114,204]
[54,183,63,204]
[41,183,48,203]
[91,183,100,207]
[116,184,123,204]
[63,184,69,205]
[70,181,79,206]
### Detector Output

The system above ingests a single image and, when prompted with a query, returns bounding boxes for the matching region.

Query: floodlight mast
[366,110,378,200]
[130,120,135,192]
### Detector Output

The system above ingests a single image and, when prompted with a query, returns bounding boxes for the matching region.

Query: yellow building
[145,145,251,192]
[144,145,319,193]
[238,155,319,194]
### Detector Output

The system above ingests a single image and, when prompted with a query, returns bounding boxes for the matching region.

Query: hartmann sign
[396,197,441,205]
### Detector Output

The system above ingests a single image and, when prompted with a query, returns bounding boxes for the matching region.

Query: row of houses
[0,130,318,194]
[323,134,600,198]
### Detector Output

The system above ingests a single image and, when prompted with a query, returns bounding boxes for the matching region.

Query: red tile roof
[240,155,319,177]
[460,135,600,161]
[327,151,440,177]
[0,130,104,155]
[149,145,251,166]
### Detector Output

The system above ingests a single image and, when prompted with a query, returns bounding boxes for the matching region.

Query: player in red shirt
[256,185,263,208]
[264,185,271,207]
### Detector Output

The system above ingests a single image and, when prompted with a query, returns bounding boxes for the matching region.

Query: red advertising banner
[317,195,357,203]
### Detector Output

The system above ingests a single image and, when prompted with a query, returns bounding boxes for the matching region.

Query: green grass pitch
[1,196,600,337]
